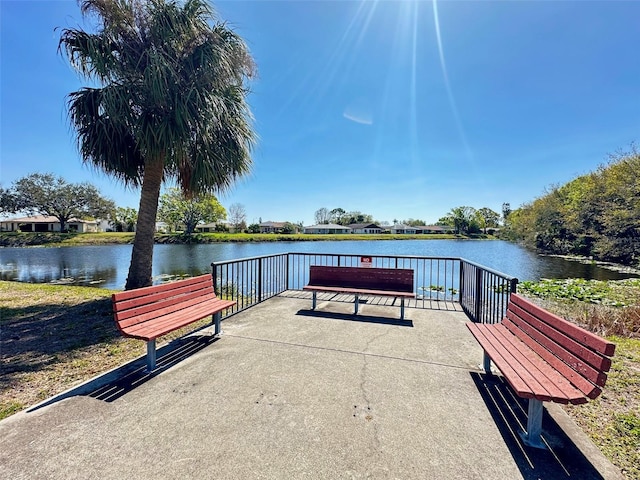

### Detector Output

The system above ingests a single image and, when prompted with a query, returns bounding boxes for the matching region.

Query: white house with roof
[390,224,418,234]
[0,215,100,233]
[303,224,351,234]
[416,225,455,234]
[194,221,235,233]
[259,221,287,233]
[348,223,382,234]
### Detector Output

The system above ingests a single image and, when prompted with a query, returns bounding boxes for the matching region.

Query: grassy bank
[0,231,478,247]
[1,279,637,478]
[0,281,215,419]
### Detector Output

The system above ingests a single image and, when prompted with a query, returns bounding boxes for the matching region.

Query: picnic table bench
[466,293,616,448]
[303,265,415,320]
[112,274,236,371]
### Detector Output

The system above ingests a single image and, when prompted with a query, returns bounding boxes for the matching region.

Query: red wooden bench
[466,293,615,448]
[112,274,236,371]
[303,266,415,320]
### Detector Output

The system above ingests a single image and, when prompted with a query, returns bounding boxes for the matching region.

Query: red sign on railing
[360,256,372,268]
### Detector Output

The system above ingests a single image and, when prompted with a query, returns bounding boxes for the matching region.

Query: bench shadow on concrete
[28,334,219,411]
[295,308,414,327]
[471,372,604,480]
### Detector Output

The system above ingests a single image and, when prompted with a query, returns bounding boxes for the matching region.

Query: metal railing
[212,253,517,324]
[212,253,288,315]
[459,259,518,324]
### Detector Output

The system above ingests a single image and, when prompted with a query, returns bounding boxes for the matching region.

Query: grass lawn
[1,279,638,478]
[0,281,212,419]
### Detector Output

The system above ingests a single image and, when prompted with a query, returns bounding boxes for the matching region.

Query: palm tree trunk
[125,160,164,290]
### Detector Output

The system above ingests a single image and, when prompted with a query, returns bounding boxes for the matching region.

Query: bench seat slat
[115,291,220,328]
[467,323,551,400]
[488,322,586,403]
[505,312,608,390]
[120,299,236,340]
[502,318,603,399]
[467,323,587,404]
[303,285,415,298]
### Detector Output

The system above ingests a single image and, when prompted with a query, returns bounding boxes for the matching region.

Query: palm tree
[59,0,255,289]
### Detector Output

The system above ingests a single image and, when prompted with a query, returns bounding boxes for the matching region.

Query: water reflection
[0,240,635,291]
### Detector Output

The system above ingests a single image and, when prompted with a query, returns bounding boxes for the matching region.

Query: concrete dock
[0,292,623,479]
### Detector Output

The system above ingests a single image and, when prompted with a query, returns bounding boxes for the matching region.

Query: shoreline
[0,231,489,248]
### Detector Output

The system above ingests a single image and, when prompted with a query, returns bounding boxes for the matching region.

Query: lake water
[0,239,634,290]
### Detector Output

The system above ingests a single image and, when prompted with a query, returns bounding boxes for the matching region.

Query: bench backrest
[308,266,414,293]
[112,274,217,332]
[504,293,616,399]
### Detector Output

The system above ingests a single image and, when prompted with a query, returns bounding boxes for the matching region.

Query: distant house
[303,224,351,234]
[195,221,235,233]
[259,221,287,234]
[0,215,100,233]
[390,224,418,234]
[348,223,382,234]
[415,225,455,234]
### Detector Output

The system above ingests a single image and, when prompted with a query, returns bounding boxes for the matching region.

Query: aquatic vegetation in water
[517,278,640,307]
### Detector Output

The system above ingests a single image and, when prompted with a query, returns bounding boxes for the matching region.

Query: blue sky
[1,1,639,226]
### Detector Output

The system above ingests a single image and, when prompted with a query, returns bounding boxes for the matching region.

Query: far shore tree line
[312,205,504,235]
[1,173,504,236]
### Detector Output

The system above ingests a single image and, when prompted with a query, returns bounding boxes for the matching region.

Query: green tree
[281,222,297,234]
[403,218,427,227]
[111,207,138,232]
[476,208,500,234]
[343,211,374,225]
[329,208,346,225]
[59,0,255,289]
[10,173,114,232]
[158,188,226,235]
[443,206,477,234]
[504,146,640,264]
[247,223,260,233]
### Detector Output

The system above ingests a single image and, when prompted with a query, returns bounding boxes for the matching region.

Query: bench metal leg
[520,398,546,449]
[483,351,492,374]
[400,298,405,320]
[214,312,221,336]
[146,339,156,372]
[354,294,359,315]
[312,292,317,310]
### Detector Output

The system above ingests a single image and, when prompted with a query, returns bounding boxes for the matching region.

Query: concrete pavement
[0,292,623,479]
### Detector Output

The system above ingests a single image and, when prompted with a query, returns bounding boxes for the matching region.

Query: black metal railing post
[474,267,483,323]
[510,278,519,296]
[258,257,263,303]
[211,262,219,296]
[285,254,290,290]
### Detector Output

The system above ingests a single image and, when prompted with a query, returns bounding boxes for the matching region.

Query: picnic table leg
[354,294,359,315]
[400,298,405,320]
[312,291,317,310]
[146,339,156,372]
[520,399,546,449]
